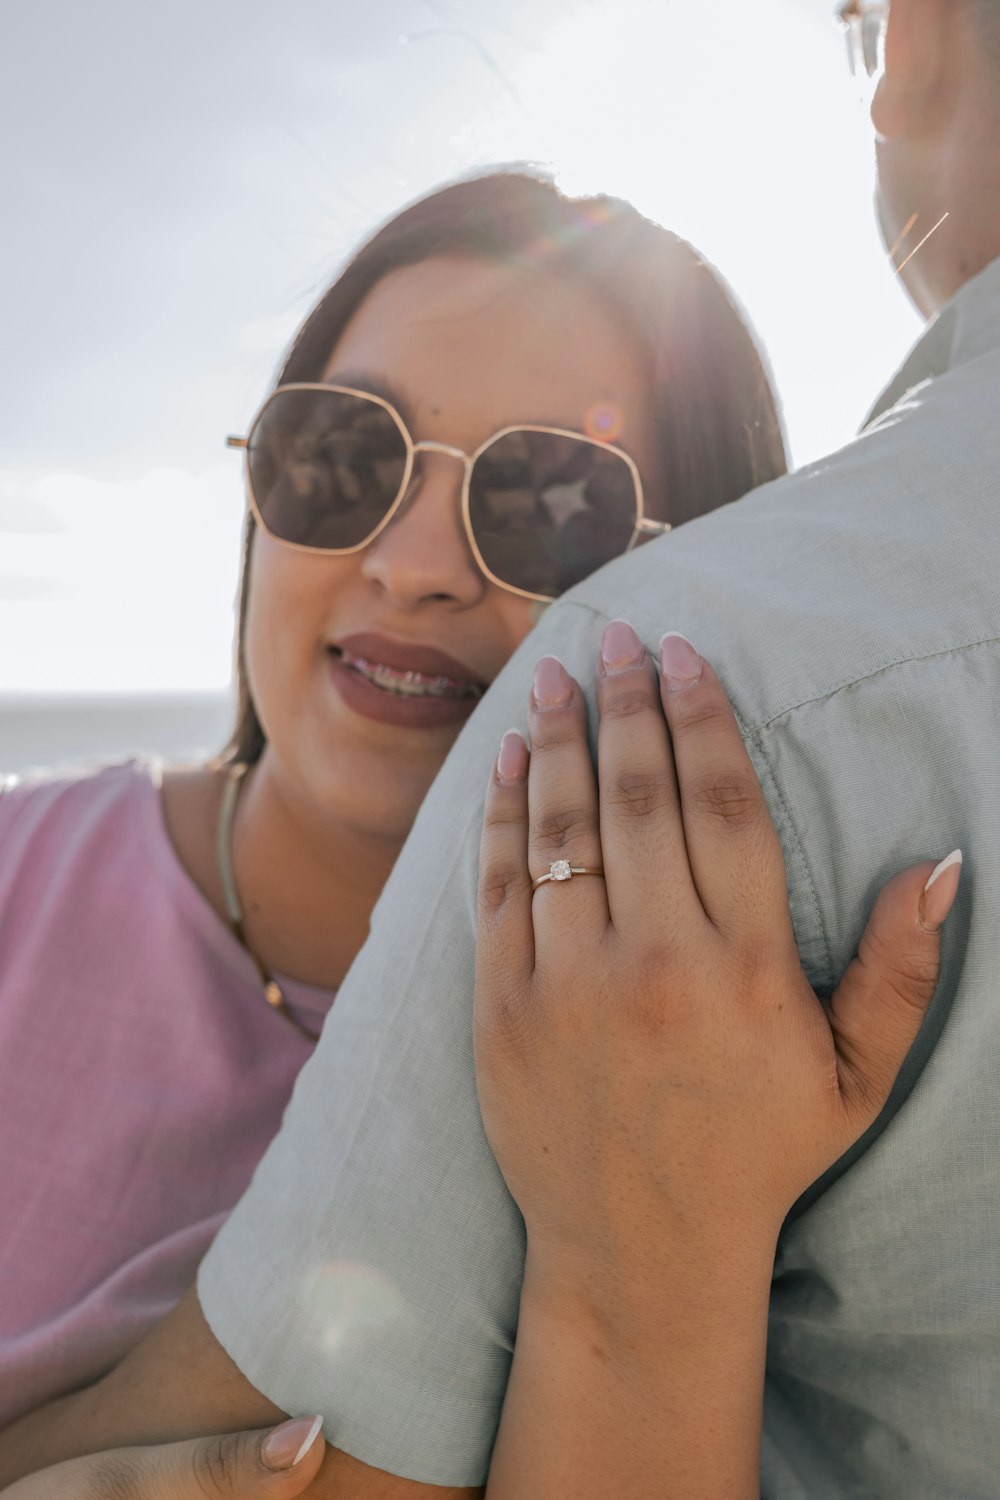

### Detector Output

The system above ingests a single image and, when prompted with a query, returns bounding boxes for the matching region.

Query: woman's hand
[475,621,961,1274]
[3,1416,325,1500]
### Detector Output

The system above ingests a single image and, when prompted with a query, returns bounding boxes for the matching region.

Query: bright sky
[0,0,923,694]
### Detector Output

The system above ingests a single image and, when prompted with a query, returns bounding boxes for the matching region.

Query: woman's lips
[336,632,488,684]
[328,631,488,731]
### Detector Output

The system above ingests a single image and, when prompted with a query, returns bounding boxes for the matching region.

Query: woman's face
[244,254,662,845]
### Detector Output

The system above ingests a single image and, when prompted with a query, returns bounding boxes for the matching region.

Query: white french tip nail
[293,1415,324,1466]
[924,849,963,891]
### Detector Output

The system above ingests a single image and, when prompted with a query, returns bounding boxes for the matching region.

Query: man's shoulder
[553,354,1000,735]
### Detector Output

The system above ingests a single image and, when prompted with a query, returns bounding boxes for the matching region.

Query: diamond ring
[531,860,605,893]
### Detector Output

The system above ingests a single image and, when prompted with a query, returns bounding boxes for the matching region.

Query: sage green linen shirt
[199,257,1000,1497]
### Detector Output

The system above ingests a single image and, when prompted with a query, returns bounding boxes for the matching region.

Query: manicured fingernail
[497,728,529,784]
[601,619,644,674]
[533,655,572,709]
[920,849,963,926]
[263,1414,324,1471]
[659,632,703,689]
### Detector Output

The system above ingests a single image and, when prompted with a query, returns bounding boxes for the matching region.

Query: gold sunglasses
[227,383,669,603]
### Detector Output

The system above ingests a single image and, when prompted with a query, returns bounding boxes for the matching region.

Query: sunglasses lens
[247,388,408,549]
[468,430,639,598]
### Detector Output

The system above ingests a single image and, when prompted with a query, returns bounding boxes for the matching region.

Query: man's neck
[898,109,1000,317]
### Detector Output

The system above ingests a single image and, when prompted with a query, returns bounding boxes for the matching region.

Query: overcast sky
[0,0,924,694]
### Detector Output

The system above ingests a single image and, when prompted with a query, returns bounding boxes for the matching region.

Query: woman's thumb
[259,1417,326,1481]
[2,1418,326,1500]
[176,1416,326,1497]
[828,851,962,1127]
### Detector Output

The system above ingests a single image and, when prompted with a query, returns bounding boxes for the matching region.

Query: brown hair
[224,169,788,765]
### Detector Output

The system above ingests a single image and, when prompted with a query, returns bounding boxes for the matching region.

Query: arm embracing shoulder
[0,1289,481,1499]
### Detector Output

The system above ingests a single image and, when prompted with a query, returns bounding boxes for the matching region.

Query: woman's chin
[303,742,449,847]
[259,690,462,845]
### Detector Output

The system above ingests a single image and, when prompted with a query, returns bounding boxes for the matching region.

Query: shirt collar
[864,253,1000,428]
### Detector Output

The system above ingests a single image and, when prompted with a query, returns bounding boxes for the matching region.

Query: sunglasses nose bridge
[382,438,480,573]
[403,439,476,542]
[411,438,470,467]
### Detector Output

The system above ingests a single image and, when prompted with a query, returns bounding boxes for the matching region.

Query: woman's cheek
[243,543,324,735]
[495,594,544,659]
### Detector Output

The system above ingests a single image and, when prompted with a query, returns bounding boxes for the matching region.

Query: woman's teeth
[338,651,484,701]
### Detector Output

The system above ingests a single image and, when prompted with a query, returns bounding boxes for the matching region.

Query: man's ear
[871,0,953,142]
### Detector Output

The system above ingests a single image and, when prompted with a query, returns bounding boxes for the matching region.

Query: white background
[0,0,922,763]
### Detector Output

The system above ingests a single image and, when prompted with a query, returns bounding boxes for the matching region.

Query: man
[4,0,1000,1493]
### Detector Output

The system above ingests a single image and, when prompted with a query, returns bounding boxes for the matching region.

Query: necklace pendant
[218,764,319,1044]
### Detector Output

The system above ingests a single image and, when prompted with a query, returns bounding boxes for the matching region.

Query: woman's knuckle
[606,768,673,820]
[669,691,727,734]
[81,1455,144,1500]
[861,926,940,1006]
[193,1434,242,1495]
[482,799,522,834]
[602,684,654,721]
[479,861,528,914]
[531,805,592,853]
[888,951,941,1007]
[689,771,761,831]
[530,716,580,754]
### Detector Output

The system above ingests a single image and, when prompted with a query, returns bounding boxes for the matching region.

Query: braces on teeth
[343,653,484,700]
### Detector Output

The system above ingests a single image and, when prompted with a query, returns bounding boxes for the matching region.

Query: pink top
[0,760,336,1424]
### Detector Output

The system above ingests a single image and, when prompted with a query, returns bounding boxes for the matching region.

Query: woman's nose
[359,453,484,609]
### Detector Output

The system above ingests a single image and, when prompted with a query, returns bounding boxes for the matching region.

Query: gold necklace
[216,763,320,1044]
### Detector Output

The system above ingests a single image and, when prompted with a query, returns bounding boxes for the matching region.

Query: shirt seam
[558,596,1000,735]
[753,630,1000,732]
[554,600,1000,993]
[745,728,834,992]
[744,636,1000,994]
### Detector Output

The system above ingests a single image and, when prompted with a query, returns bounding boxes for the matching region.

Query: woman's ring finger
[530,862,606,894]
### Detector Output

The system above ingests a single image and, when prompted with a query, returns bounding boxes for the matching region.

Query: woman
[0,168,788,1423]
